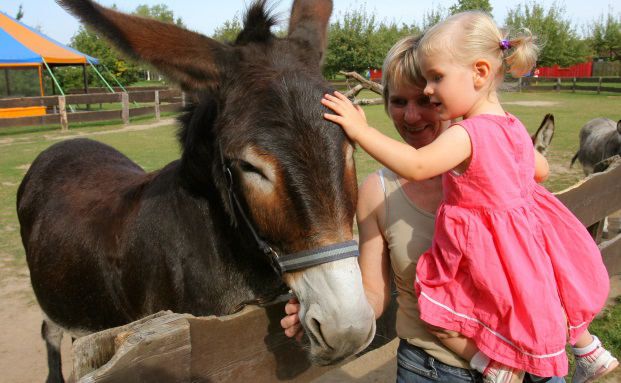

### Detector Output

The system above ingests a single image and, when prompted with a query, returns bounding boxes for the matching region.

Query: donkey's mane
[236,0,278,45]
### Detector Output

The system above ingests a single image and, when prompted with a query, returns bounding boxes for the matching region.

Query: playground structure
[0,10,129,118]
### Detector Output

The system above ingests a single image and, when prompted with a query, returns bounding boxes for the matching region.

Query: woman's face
[387,83,443,149]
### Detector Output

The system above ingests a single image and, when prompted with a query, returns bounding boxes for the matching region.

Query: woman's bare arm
[357,171,392,319]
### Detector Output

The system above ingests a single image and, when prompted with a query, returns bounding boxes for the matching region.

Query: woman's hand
[321,91,369,142]
[281,297,304,342]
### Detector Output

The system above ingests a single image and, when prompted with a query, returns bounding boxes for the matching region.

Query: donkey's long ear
[56,0,232,91]
[288,0,333,66]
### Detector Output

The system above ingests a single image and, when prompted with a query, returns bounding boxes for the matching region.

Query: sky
[2,0,619,45]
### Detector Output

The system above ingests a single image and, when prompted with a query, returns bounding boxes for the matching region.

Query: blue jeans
[396,339,566,383]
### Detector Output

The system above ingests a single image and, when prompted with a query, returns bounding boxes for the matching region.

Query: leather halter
[219,145,359,276]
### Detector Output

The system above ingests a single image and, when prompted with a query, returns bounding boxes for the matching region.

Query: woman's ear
[473,59,492,88]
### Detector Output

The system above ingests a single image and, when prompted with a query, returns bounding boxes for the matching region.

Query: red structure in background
[369,68,382,81]
[535,62,593,78]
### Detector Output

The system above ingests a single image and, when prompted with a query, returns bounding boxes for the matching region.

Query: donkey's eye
[238,160,266,178]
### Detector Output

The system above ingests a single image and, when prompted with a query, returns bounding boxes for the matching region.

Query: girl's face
[387,83,443,149]
[421,51,480,120]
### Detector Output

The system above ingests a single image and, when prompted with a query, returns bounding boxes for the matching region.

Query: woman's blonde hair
[381,35,426,111]
[419,11,539,84]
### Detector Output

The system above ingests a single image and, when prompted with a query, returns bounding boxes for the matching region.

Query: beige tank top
[379,168,469,369]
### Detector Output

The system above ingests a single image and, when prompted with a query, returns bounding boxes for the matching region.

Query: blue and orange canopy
[0,10,98,67]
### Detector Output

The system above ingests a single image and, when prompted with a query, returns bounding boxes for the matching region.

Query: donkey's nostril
[306,316,332,350]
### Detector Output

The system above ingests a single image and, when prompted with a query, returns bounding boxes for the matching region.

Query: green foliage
[134,4,184,27]
[504,2,592,67]
[53,26,141,92]
[587,8,621,60]
[15,4,24,21]
[422,5,449,31]
[323,7,420,78]
[449,0,493,15]
[212,13,243,43]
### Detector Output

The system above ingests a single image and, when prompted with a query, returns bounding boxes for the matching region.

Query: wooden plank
[0,114,60,128]
[189,300,335,382]
[601,233,621,277]
[129,106,155,118]
[65,93,121,105]
[73,311,174,379]
[58,96,68,132]
[129,91,157,103]
[121,93,129,125]
[159,89,181,101]
[0,95,58,108]
[76,312,192,383]
[67,110,121,124]
[160,103,183,113]
[555,159,621,228]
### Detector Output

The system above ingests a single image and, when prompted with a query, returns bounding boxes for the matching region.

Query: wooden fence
[513,76,621,94]
[0,89,184,130]
[71,159,621,383]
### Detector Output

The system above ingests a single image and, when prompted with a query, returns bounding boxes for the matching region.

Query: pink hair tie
[499,40,512,51]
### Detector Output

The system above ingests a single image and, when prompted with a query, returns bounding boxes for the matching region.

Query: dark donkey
[17,1,375,382]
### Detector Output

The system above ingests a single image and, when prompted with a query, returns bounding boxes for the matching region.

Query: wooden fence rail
[0,89,184,130]
[514,76,621,94]
[72,159,621,383]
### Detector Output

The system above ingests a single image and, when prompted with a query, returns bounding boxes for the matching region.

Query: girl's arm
[322,92,471,181]
[534,150,550,183]
[356,172,392,318]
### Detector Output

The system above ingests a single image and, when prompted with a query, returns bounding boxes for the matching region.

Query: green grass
[1,91,620,379]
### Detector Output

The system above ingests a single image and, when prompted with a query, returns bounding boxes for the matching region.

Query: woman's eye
[417,96,431,106]
[434,75,442,81]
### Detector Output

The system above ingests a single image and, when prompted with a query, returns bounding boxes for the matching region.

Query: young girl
[321,11,617,383]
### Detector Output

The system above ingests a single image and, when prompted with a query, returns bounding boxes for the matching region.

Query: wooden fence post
[597,77,602,94]
[154,90,161,121]
[572,77,576,93]
[555,77,561,92]
[181,92,187,108]
[518,78,522,92]
[58,96,68,132]
[121,92,130,125]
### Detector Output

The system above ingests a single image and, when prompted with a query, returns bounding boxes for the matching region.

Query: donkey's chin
[307,321,377,366]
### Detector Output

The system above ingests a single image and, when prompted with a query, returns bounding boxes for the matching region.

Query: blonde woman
[321,11,616,383]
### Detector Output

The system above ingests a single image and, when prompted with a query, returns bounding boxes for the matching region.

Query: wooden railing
[511,76,621,94]
[71,159,621,383]
[0,89,184,130]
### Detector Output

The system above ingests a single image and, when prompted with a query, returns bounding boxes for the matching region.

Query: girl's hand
[280,297,304,342]
[321,91,369,142]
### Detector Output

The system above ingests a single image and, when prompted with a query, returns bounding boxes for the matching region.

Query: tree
[449,0,493,15]
[504,2,591,67]
[212,14,243,43]
[422,5,449,30]
[323,7,420,78]
[134,4,184,27]
[587,8,621,60]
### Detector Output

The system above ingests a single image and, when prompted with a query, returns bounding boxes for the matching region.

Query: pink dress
[415,114,609,377]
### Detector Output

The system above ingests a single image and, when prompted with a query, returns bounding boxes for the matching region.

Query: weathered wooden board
[555,158,621,229]
[75,312,192,383]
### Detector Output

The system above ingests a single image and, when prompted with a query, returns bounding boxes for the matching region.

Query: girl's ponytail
[502,29,540,77]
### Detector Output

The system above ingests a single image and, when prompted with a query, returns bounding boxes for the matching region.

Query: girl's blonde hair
[381,35,426,111]
[419,11,539,84]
